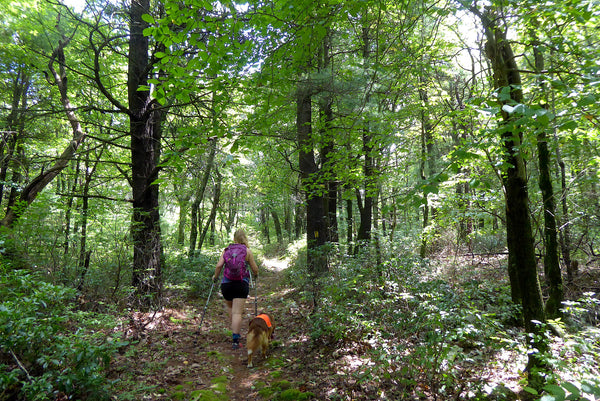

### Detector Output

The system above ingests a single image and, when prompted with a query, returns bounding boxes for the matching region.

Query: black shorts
[221,281,249,301]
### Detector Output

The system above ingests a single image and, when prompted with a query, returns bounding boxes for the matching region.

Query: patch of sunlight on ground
[263,258,290,272]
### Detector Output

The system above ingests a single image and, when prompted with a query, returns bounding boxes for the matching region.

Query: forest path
[111,256,315,400]
[215,256,311,400]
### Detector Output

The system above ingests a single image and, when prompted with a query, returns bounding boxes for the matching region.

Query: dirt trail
[111,257,314,400]
[210,257,297,400]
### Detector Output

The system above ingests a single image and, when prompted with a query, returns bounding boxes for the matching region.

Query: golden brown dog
[246,313,275,368]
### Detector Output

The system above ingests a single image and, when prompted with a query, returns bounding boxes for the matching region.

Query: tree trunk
[532,36,563,319]
[318,30,338,244]
[5,144,24,217]
[0,132,18,208]
[189,138,217,254]
[224,189,238,234]
[356,132,374,248]
[1,69,29,207]
[198,171,221,250]
[294,190,304,240]
[260,206,271,244]
[129,0,163,309]
[297,84,328,276]
[557,155,574,281]
[356,25,373,248]
[284,202,292,242]
[419,81,435,258]
[346,197,354,255]
[476,6,548,387]
[176,191,189,246]
[77,145,103,290]
[388,198,397,243]
[63,158,81,256]
[271,209,284,244]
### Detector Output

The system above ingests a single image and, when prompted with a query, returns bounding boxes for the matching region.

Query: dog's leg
[261,343,268,359]
[247,349,253,368]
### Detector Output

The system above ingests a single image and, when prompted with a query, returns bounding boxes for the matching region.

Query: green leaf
[543,384,566,400]
[230,140,240,153]
[562,382,581,399]
[523,387,539,395]
[498,86,512,101]
[559,120,578,131]
[141,14,154,24]
[577,94,596,107]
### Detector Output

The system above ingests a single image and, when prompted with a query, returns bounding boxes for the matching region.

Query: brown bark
[532,36,563,318]
[297,83,328,276]
[129,0,163,308]
[472,5,548,387]
[318,31,338,244]
[356,25,373,248]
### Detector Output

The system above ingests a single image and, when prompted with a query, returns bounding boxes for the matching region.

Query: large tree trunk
[129,0,163,309]
[356,25,373,248]
[476,6,548,388]
[318,30,339,244]
[297,84,328,277]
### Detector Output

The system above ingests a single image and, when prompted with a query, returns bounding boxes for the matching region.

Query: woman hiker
[212,229,260,349]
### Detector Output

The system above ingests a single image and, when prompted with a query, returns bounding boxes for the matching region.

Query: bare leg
[225,300,233,320]
[231,298,246,335]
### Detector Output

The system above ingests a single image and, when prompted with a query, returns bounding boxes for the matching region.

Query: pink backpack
[223,244,247,281]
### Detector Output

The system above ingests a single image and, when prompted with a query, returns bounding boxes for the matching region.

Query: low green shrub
[0,263,125,401]
[164,252,215,297]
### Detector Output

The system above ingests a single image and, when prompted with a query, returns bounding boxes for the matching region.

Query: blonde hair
[233,229,249,247]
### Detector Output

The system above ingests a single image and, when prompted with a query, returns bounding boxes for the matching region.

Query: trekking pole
[254,271,258,316]
[199,279,216,328]
[249,269,258,315]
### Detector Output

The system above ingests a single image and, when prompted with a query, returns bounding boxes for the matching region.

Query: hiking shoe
[232,342,240,350]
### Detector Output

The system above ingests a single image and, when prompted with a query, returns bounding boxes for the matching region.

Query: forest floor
[108,255,600,401]
[110,257,320,401]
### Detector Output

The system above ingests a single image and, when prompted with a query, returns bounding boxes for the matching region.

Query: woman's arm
[212,254,225,281]
[246,249,259,276]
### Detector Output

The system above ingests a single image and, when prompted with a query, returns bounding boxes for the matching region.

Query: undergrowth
[0,261,126,401]
[287,244,600,400]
